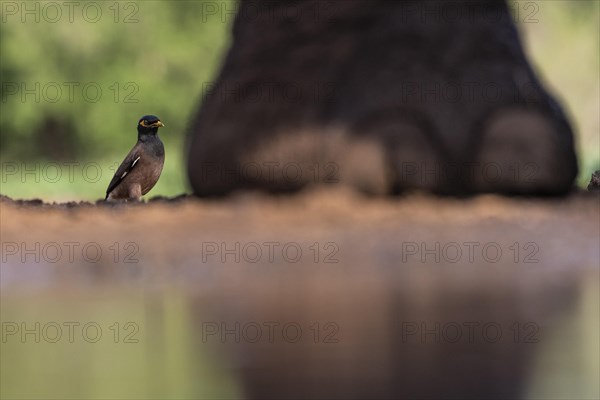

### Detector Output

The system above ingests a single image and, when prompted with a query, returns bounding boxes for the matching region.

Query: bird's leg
[128,184,142,201]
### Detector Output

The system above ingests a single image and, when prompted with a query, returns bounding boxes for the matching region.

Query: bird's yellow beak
[154,121,165,128]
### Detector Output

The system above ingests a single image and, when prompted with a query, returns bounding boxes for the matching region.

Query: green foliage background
[1,0,233,200]
[0,0,598,201]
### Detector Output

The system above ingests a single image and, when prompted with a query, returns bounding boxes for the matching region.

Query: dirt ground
[1,189,599,399]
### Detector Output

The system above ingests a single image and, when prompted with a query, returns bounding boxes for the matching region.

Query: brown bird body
[105,116,165,201]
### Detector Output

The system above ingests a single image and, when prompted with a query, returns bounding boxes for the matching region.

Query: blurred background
[0,0,598,201]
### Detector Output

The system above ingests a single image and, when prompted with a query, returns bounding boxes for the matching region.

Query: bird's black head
[137,115,164,137]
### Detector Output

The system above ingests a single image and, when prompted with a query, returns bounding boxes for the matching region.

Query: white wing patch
[121,156,141,179]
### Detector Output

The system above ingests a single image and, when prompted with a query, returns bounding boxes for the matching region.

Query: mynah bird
[105,115,165,201]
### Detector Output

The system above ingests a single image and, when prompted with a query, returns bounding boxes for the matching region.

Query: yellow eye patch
[139,120,148,127]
